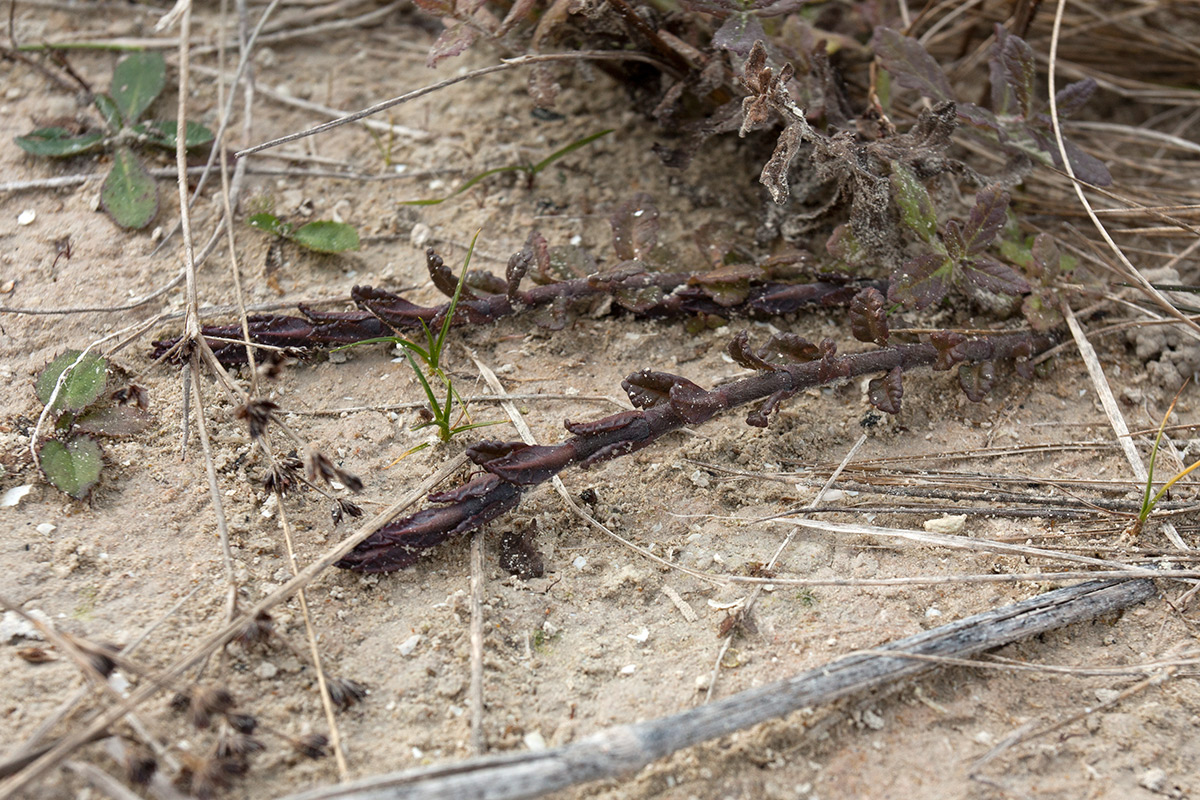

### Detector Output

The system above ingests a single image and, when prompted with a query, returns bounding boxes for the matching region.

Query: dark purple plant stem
[337,330,1054,572]
[151,272,880,366]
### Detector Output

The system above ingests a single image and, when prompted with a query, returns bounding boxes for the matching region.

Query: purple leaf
[929,331,966,371]
[849,287,889,346]
[1055,78,1097,118]
[759,332,820,363]
[713,13,767,56]
[962,256,1031,297]
[871,27,954,104]
[728,330,779,371]
[610,194,660,261]
[990,25,1036,120]
[961,187,1010,255]
[868,367,903,414]
[746,389,795,428]
[958,361,995,402]
[426,21,476,68]
[889,252,953,310]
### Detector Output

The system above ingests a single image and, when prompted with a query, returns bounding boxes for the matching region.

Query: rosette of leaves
[887,168,1030,310]
[872,25,1111,186]
[247,213,360,254]
[34,351,153,499]
[14,52,215,229]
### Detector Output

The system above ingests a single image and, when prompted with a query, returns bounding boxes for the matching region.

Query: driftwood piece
[278,577,1156,800]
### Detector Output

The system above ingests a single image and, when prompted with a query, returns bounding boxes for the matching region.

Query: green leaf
[75,406,153,437]
[530,129,612,174]
[101,147,158,229]
[15,127,105,157]
[248,212,284,236]
[133,120,215,150]
[36,350,108,412]
[39,436,103,499]
[290,220,360,253]
[110,51,166,124]
[889,162,938,243]
[94,94,123,131]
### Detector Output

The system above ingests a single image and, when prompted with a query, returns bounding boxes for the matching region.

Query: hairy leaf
[75,406,154,437]
[15,128,104,157]
[40,436,102,499]
[849,287,889,346]
[961,256,1031,298]
[890,162,938,243]
[133,120,215,150]
[426,21,477,68]
[248,212,285,237]
[868,366,903,413]
[1022,292,1062,332]
[889,252,952,310]
[111,51,166,124]
[101,147,158,229]
[1054,78,1097,118]
[291,221,360,253]
[990,25,1036,120]
[871,27,954,103]
[713,13,766,56]
[961,187,1010,255]
[958,361,995,402]
[37,350,108,412]
[610,194,660,261]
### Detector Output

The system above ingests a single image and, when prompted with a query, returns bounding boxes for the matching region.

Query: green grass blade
[435,230,480,360]
[531,128,613,174]
[400,165,524,206]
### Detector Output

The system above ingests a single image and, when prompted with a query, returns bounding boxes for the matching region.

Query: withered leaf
[848,287,889,346]
[868,367,903,414]
[958,362,995,402]
[610,194,659,262]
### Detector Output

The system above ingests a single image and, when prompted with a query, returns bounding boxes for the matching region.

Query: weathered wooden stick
[277,577,1156,800]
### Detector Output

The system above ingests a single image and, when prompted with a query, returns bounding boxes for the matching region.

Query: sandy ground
[1,4,1199,799]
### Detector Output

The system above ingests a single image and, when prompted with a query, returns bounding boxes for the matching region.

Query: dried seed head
[257,350,287,381]
[235,400,279,439]
[262,457,301,495]
[292,733,329,760]
[331,499,364,526]
[234,611,274,647]
[169,691,191,712]
[125,750,157,785]
[305,448,363,493]
[224,712,259,735]
[216,730,264,759]
[111,384,149,409]
[190,687,236,730]
[325,677,368,710]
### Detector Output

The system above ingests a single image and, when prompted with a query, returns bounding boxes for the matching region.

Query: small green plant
[34,351,153,498]
[400,129,612,206]
[14,51,214,229]
[337,231,500,450]
[1133,384,1200,537]
[247,213,361,254]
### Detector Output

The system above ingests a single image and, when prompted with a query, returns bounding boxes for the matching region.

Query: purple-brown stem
[336,329,1053,572]
[151,271,879,365]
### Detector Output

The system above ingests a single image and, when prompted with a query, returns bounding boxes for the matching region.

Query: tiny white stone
[523,731,548,751]
[1,485,33,508]
[17,209,35,226]
[925,607,942,618]
[411,747,424,759]
[255,661,278,679]
[619,664,637,675]
[628,627,649,643]
[694,674,711,691]
[36,523,56,535]
[923,514,967,535]
[398,634,421,656]
[572,555,587,570]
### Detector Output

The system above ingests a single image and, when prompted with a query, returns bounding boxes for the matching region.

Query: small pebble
[923,514,967,535]
[1,485,32,508]
[36,523,56,535]
[619,664,637,675]
[1138,768,1166,793]
[572,556,587,570]
[523,731,547,751]
[398,634,421,656]
[255,661,278,679]
[17,209,35,226]
[627,627,649,643]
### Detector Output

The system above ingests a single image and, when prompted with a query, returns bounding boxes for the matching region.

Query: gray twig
[276,577,1157,800]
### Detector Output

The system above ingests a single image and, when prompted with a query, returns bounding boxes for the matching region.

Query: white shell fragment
[923,514,967,535]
